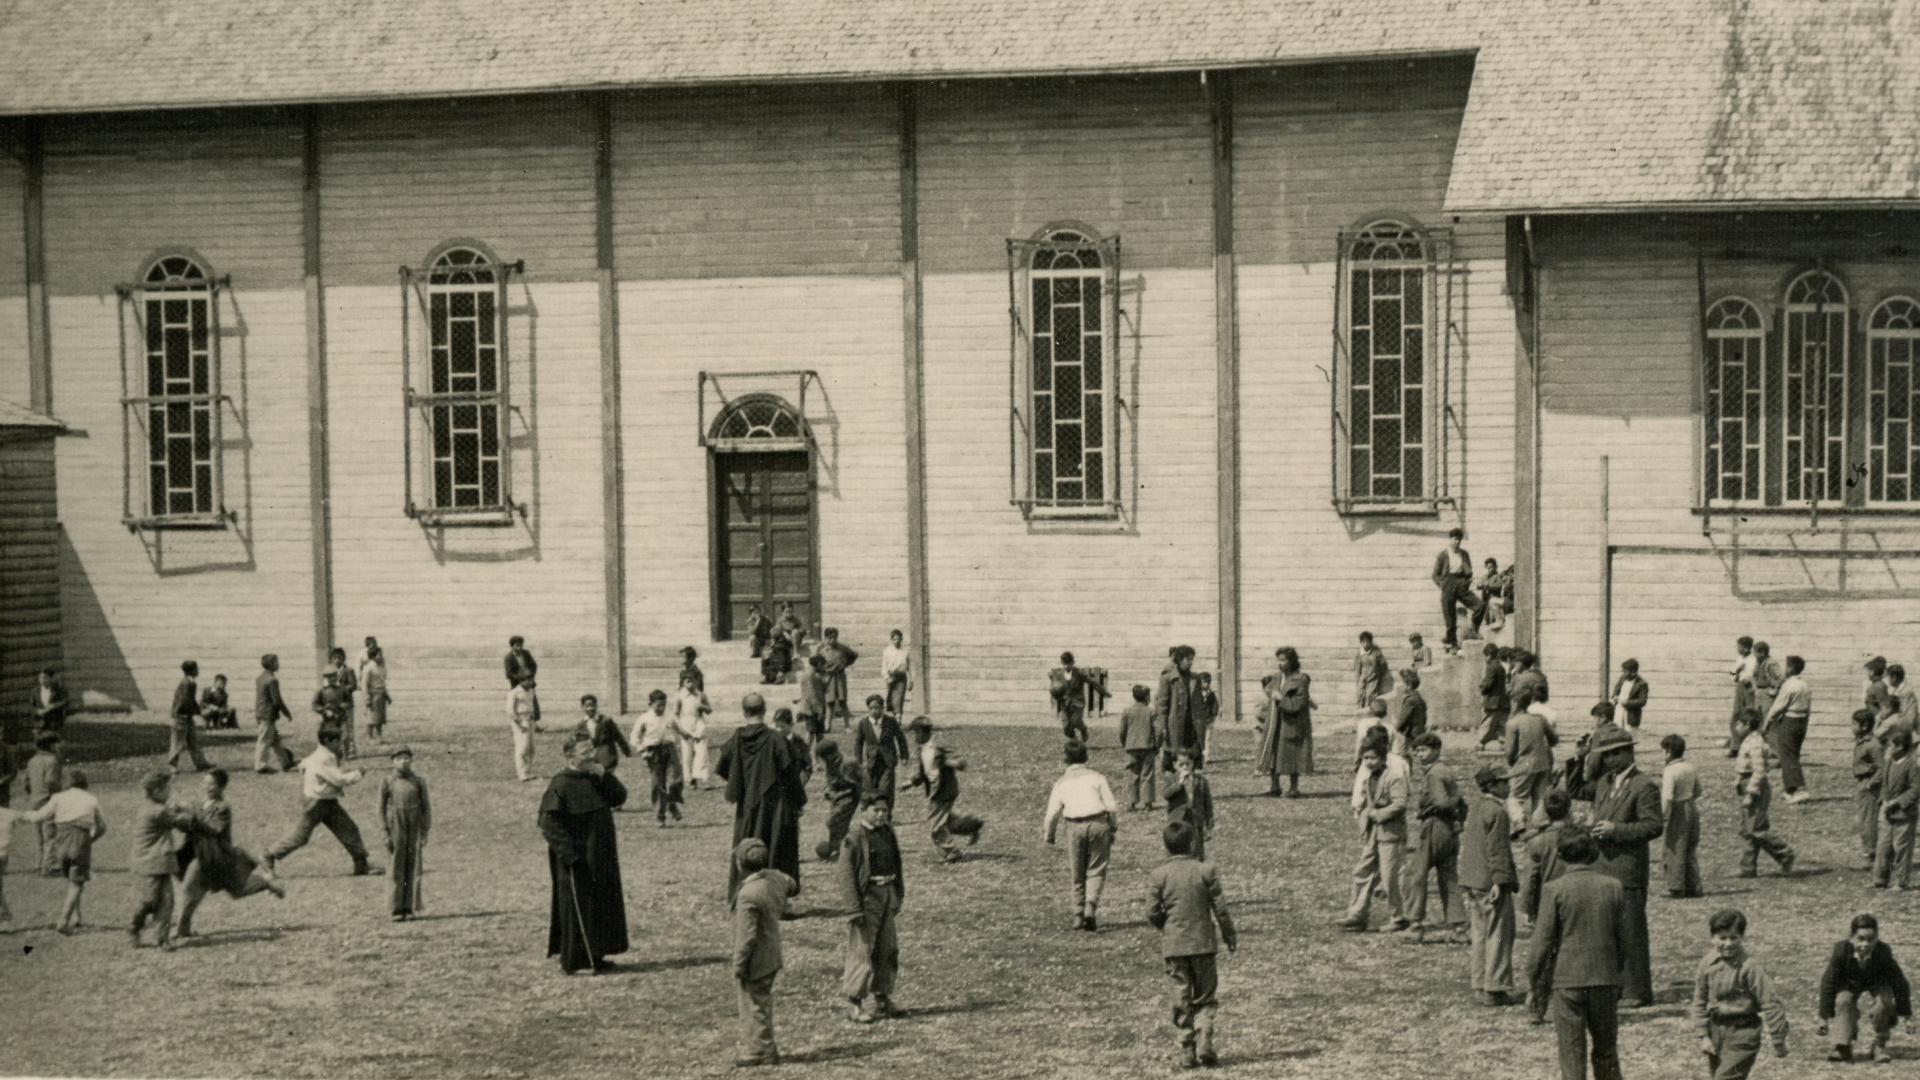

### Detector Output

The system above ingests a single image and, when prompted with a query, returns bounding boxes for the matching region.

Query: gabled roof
[1447,0,1920,212]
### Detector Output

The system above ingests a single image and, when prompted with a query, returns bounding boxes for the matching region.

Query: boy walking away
[907,716,984,863]
[1694,908,1790,1079]
[169,660,213,772]
[1852,709,1886,868]
[199,674,237,729]
[633,690,686,825]
[1876,727,1918,890]
[800,654,830,745]
[1043,740,1119,932]
[854,695,908,813]
[1353,632,1390,713]
[1148,819,1238,1070]
[731,838,793,1067]
[1461,763,1517,1006]
[814,740,863,861]
[21,769,104,934]
[1762,655,1813,803]
[363,648,392,744]
[508,677,539,782]
[1529,827,1628,1080]
[1340,734,1409,933]
[1733,709,1795,879]
[380,746,431,921]
[1610,659,1648,736]
[1406,732,1464,944]
[839,794,904,1024]
[1052,652,1091,743]
[1661,734,1703,898]
[1818,912,1914,1064]
[254,654,296,774]
[1507,687,1559,834]
[1120,685,1161,811]
[1164,751,1214,863]
[1478,644,1511,753]
[129,770,204,950]
[25,732,63,875]
[264,728,377,877]
[1524,790,1576,1022]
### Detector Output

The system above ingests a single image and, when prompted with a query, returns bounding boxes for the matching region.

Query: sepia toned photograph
[0,2,1917,1077]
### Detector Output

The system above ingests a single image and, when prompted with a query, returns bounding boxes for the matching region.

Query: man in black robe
[539,732,629,974]
[715,693,808,902]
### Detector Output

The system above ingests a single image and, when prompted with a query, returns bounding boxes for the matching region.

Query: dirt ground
[0,712,1909,1079]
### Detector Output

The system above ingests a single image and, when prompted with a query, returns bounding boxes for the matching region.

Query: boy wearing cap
[906,716,983,863]
[1460,762,1517,1005]
[732,837,794,1067]
[1119,684,1161,811]
[840,794,905,1023]
[1148,819,1238,1069]
[1589,722,1664,1009]
[380,745,431,921]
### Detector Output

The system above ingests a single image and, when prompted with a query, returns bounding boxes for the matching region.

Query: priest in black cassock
[539,731,630,974]
[715,692,809,902]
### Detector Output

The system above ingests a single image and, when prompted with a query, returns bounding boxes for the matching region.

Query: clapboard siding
[618,276,910,697]
[1235,57,1501,265]
[612,86,900,279]
[1536,215,1920,754]
[918,76,1213,273]
[42,110,305,291]
[319,96,597,286]
[0,434,60,730]
[324,281,607,708]
[0,144,26,406]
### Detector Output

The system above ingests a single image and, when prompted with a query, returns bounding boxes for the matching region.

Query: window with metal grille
[401,245,523,524]
[1007,227,1122,518]
[1331,219,1456,512]
[117,255,230,529]
[1868,295,1920,505]
[1702,296,1768,505]
[1782,270,1850,505]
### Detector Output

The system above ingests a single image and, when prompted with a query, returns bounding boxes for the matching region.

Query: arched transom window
[712,395,807,443]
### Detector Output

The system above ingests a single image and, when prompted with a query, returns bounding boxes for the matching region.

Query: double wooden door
[714,451,816,639]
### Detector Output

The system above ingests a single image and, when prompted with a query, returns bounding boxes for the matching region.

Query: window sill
[1333,500,1445,519]
[123,512,232,532]
[408,504,525,528]
[1691,505,1920,518]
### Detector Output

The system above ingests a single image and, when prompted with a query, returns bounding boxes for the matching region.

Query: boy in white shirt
[508,678,539,782]
[21,771,108,934]
[263,729,376,876]
[1043,741,1120,932]
[882,629,911,719]
[632,690,687,825]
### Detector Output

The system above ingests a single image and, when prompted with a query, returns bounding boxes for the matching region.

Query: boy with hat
[1148,819,1238,1069]
[1460,762,1517,1005]
[906,716,984,863]
[380,745,431,921]
[732,837,793,1066]
[1406,731,1464,944]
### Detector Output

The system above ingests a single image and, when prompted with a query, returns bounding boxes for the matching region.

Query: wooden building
[0,1,1914,746]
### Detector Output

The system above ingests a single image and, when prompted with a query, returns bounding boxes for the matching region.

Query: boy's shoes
[941,850,965,864]
[657,820,668,829]
[1829,1046,1853,1062]
[1786,791,1811,805]
[1388,918,1413,932]
[1474,991,1509,1007]
[968,823,983,846]
[1778,853,1796,875]
[1336,916,1367,933]
[353,864,385,876]
[848,1000,877,1024]
[391,914,407,922]
[872,995,894,1018]
[1180,1047,1200,1070]
[1736,870,1759,879]
[1127,803,1140,812]
[1197,1033,1219,1067]
[1872,1044,1892,1064]
[733,1054,778,1068]
[1083,915,1099,932]
[1528,1012,1548,1027]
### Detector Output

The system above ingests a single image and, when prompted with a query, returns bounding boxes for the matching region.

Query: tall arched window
[1018,226,1119,515]
[1781,270,1850,504]
[1868,295,1920,504]
[1702,296,1767,504]
[405,244,520,521]
[1342,220,1430,503]
[139,255,219,519]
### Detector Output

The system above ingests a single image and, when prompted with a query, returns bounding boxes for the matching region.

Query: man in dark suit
[1528,827,1628,1080]
[1608,659,1649,733]
[1154,646,1200,772]
[1432,528,1482,655]
[168,660,212,772]
[1588,725,1663,1008]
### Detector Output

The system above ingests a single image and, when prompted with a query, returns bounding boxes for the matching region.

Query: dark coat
[1818,940,1913,1020]
[1591,766,1664,891]
[504,647,537,688]
[1154,665,1201,754]
[1610,675,1649,728]
[1147,856,1236,958]
[837,820,905,910]
[1257,672,1314,775]
[715,724,809,900]
[539,767,630,973]
[1528,864,1628,990]
[255,671,291,723]
[171,677,199,726]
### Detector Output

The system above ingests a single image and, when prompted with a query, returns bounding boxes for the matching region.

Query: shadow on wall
[57,528,146,711]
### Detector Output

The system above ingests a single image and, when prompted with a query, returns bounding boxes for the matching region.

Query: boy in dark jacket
[1148,819,1237,1069]
[853,696,909,813]
[1478,644,1511,752]
[1461,763,1517,1006]
[731,837,793,1067]
[813,741,863,862]
[906,717,983,863]
[1406,732,1464,944]
[1818,912,1914,1064]
[1164,751,1214,863]
[1853,709,1886,867]
[839,795,904,1023]
[1119,685,1160,811]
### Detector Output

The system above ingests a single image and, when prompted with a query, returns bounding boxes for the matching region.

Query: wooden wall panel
[319,96,597,286]
[611,86,900,279]
[0,145,26,405]
[0,435,60,729]
[917,76,1214,273]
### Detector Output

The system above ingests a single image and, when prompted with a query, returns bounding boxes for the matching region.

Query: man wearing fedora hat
[1587,724,1662,1008]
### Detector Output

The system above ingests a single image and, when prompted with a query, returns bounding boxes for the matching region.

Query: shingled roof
[1,0,1916,212]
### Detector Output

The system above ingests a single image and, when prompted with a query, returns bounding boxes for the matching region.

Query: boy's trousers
[1165,953,1219,1049]
[818,801,855,861]
[1344,824,1405,924]
[256,720,295,772]
[1738,784,1794,875]
[167,722,211,771]
[842,882,899,1003]
[1508,770,1550,833]
[1405,821,1459,927]
[1463,886,1514,993]
[1767,716,1808,792]
[1873,807,1916,889]
[1833,989,1898,1049]
[886,673,909,720]
[1858,785,1882,862]
[1705,1015,1762,1080]
[1662,799,1701,896]
[1553,985,1623,1080]
[267,798,372,869]
[1065,816,1112,916]
[511,726,535,781]
[927,799,980,858]
[129,872,175,942]
[1126,749,1159,808]
[736,973,778,1061]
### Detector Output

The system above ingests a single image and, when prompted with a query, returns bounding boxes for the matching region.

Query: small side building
[0,400,64,738]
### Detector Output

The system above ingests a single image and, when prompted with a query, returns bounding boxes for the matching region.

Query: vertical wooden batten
[898,83,933,713]
[302,107,336,669]
[22,118,51,415]
[1208,72,1241,725]
[594,93,629,712]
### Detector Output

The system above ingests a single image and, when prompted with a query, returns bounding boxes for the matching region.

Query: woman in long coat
[539,733,630,974]
[1257,647,1315,797]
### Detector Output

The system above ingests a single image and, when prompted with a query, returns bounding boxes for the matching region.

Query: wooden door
[715,451,815,638]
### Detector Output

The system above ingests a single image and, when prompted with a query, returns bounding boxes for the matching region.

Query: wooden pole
[1208,72,1241,725]
[302,107,336,670]
[23,118,51,416]
[898,83,933,714]
[594,93,630,713]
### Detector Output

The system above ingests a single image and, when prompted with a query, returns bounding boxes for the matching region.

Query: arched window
[1023,227,1115,513]
[1701,297,1767,504]
[1868,295,1920,504]
[1781,270,1850,504]
[1341,219,1431,504]
[137,255,220,520]
[405,244,520,521]
[711,394,807,444]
